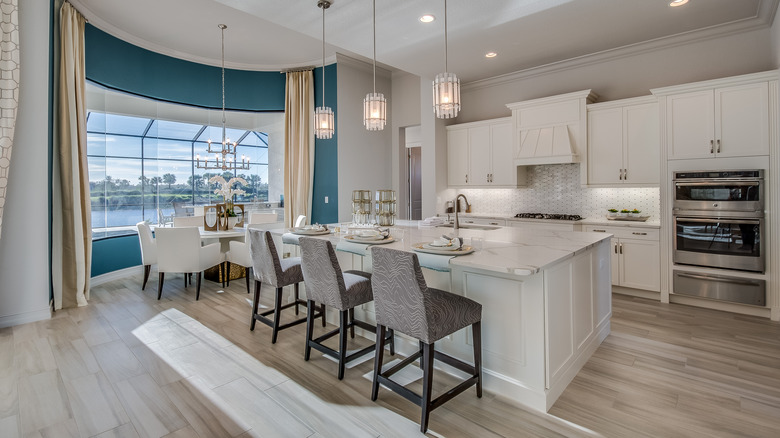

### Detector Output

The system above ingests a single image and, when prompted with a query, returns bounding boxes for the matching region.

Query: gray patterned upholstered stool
[248,229,324,343]
[299,237,394,380]
[370,246,482,433]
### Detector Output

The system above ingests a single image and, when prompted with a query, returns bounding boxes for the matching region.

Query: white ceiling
[70,0,777,83]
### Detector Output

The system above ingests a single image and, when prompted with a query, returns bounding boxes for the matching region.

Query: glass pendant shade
[363,92,386,131]
[314,106,334,139]
[433,71,461,119]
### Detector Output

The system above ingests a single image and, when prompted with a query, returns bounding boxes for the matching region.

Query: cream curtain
[53,2,90,309]
[0,0,20,240]
[283,71,314,228]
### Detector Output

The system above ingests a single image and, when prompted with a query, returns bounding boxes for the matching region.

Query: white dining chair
[295,215,307,227]
[249,212,278,224]
[136,221,157,290]
[155,227,223,300]
[173,216,204,227]
[225,225,261,294]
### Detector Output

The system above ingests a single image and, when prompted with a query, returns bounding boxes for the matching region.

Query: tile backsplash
[457,164,660,220]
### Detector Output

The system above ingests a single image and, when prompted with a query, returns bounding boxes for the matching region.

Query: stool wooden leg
[473,321,483,398]
[420,342,435,433]
[389,329,395,356]
[294,283,300,315]
[245,267,252,294]
[304,300,315,361]
[371,324,386,401]
[195,272,202,301]
[250,280,261,331]
[338,310,348,380]
[418,341,424,368]
[321,303,326,327]
[349,308,355,339]
[142,265,151,290]
[271,287,283,344]
[226,261,231,287]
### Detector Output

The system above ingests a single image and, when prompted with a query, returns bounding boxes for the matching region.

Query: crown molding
[650,69,779,96]
[463,3,777,93]
[335,53,392,79]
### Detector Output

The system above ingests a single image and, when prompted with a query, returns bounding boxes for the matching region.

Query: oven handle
[676,272,761,286]
[675,217,761,225]
[674,181,760,187]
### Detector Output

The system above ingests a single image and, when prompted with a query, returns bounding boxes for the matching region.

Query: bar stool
[369,246,482,433]
[299,237,394,380]
[248,229,324,343]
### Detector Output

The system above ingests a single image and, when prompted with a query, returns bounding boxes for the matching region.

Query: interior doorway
[408,146,422,220]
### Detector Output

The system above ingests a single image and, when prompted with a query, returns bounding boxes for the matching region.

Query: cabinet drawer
[584,225,659,241]
[461,217,506,226]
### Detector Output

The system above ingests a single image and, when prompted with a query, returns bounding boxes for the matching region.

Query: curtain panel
[0,0,19,240]
[283,71,314,228]
[53,2,90,308]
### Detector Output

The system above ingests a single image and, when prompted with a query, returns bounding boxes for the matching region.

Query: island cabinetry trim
[585,225,660,292]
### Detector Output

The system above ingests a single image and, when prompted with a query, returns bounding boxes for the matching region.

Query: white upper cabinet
[447,118,526,187]
[652,72,775,160]
[587,97,659,186]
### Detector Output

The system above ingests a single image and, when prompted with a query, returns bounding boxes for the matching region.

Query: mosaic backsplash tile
[457,164,660,220]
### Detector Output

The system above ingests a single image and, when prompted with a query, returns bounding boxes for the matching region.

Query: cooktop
[514,213,583,221]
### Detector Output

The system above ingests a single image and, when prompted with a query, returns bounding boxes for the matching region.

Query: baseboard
[91,265,143,286]
[0,307,51,329]
[612,286,661,301]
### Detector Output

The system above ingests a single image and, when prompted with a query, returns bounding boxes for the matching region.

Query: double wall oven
[672,170,766,306]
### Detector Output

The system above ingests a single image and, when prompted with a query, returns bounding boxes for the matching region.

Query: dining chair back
[295,215,307,228]
[157,208,173,227]
[155,227,223,300]
[136,221,157,290]
[172,201,191,216]
[173,216,203,227]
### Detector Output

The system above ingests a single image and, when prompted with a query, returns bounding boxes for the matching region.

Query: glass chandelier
[196,24,249,171]
[432,0,461,119]
[363,0,386,131]
[314,0,335,139]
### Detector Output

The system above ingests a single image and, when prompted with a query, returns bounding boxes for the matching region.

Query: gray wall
[336,55,393,223]
[0,0,51,327]
[773,5,780,68]
[390,71,421,219]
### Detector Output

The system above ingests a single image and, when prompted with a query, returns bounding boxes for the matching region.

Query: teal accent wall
[85,25,285,111]
[91,236,142,277]
[311,64,339,224]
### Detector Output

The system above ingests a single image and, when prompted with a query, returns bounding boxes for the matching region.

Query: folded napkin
[282,233,302,245]
[419,216,447,227]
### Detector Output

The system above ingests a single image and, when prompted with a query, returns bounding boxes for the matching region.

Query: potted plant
[620,209,631,217]
[630,209,641,217]
[607,208,618,218]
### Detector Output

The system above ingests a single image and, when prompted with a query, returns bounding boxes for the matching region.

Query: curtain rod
[280,67,315,73]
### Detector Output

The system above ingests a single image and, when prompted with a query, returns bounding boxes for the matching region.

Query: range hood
[507,90,597,166]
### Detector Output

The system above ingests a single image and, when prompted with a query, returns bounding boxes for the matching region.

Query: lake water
[92,208,157,228]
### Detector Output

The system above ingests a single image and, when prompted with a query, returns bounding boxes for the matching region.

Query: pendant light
[432,0,460,119]
[363,0,386,131]
[314,0,335,140]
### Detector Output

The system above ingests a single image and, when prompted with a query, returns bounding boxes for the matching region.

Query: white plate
[343,235,395,245]
[412,243,474,256]
[422,243,460,251]
[291,228,330,235]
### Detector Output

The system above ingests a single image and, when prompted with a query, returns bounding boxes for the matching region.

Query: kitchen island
[277,221,613,411]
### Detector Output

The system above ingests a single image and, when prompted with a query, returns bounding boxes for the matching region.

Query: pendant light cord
[372,0,376,93]
[220,24,226,145]
[444,0,448,73]
[321,3,326,106]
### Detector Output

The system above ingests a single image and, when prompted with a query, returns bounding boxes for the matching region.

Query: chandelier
[314,0,335,139]
[363,0,386,131]
[196,24,249,171]
[432,0,461,119]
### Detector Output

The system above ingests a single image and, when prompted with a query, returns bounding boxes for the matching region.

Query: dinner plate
[412,242,474,256]
[343,235,394,245]
[422,243,460,251]
[291,228,330,235]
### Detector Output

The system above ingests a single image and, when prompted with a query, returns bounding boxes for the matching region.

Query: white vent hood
[506,90,597,166]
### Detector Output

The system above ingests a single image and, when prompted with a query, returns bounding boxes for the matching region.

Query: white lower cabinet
[584,225,660,292]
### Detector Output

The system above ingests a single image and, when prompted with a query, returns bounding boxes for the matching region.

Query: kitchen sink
[436,223,501,231]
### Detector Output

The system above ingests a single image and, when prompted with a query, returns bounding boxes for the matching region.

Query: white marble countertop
[436,212,661,228]
[279,220,612,277]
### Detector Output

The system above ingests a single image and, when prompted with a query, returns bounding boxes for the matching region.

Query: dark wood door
[409,147,422,220]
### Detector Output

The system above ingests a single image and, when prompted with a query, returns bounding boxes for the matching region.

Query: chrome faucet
[453,194,470,230]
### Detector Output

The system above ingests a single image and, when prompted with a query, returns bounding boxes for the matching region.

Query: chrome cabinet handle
[619,169,622,180]
[710,140,714,154]
[614,244,618,254]
[619,243,623,254]
[624,169,627,180]
[717,139,721,153]
[632,232,648,235]
[593,229,606,232]
[465,174,468,183]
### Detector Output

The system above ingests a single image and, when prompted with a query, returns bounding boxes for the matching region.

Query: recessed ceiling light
[485,52,497,58]
[419,14,435,23]
[669,0,688,7]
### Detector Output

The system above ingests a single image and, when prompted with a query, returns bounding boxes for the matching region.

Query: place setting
[413,235,475,256]
[290,224,331,235]
[342,228,394,245]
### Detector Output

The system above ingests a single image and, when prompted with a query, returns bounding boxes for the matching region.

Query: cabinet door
[715,82,769,158]
[489,122,515,186]
[587,108,624,185]
[666,90,715,160]
[610,238,620,286]
[619,239,660,292]
[469,125,492,185]
[624,102,659,185]
[447,129,470,186]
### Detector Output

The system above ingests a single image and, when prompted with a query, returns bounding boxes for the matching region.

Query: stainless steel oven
[673,170,763,216]
[673,215,763,272]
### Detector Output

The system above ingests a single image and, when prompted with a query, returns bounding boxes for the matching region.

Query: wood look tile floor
[2,274,780,437]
